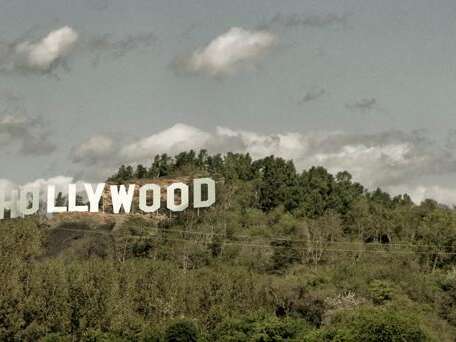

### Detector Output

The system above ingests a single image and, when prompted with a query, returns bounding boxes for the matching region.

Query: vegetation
[1,150,456,341]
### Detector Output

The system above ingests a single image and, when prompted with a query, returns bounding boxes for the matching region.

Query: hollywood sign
[0,178,216,220]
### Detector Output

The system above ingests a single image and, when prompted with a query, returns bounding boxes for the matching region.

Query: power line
[163,237,456,256]
[146,227,456,250]
[52,227,456,256]
[83,224,456,251]
[52,226,456,251]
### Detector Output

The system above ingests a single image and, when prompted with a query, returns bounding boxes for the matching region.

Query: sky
[1,0,456,204]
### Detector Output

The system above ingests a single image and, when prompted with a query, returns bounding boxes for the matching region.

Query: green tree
[135,164,148,179]
[255,156,298,211]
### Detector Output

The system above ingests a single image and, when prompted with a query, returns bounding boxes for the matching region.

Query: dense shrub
[164,320,199,342]
[212,312,309,341]
[314,308,429,342]
[368,280,394,305]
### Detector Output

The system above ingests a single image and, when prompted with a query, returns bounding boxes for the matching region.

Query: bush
[293,294,326,327]
[138,326,162,342]
[212,311,309,341]
[164,320,199,342]
[80,329,126,341]
[41,333,72,342]
[313,308,429,342]
[269,240,301,273]
[438,271,456,326]
[368,280,393,305]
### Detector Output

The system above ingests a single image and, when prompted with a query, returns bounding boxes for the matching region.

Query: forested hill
[109,149,416,215]
[1,150,456,341]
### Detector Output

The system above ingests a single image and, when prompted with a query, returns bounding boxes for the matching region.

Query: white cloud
[306,143,412,188]
[14,26,78,71]
[386,185,456,207]
[22,176,77,194]
[71,124,456,205]
[0,114,56,155]
[0,90,55,155]
[181,27,276,76]
[215,126,309,161]
[0,27,160,73]
[0,176,86,202]
[120,123,212,161]
[0,27,78,73]
[71,135,114,164]
[0,179,16,195]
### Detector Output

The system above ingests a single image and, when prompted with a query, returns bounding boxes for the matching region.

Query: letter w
[110,185,135,214]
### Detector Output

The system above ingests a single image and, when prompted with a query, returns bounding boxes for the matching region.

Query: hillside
[1,150,456,341]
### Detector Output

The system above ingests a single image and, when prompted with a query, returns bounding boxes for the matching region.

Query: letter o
[139,184,161,213]
[167,182,189,212]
